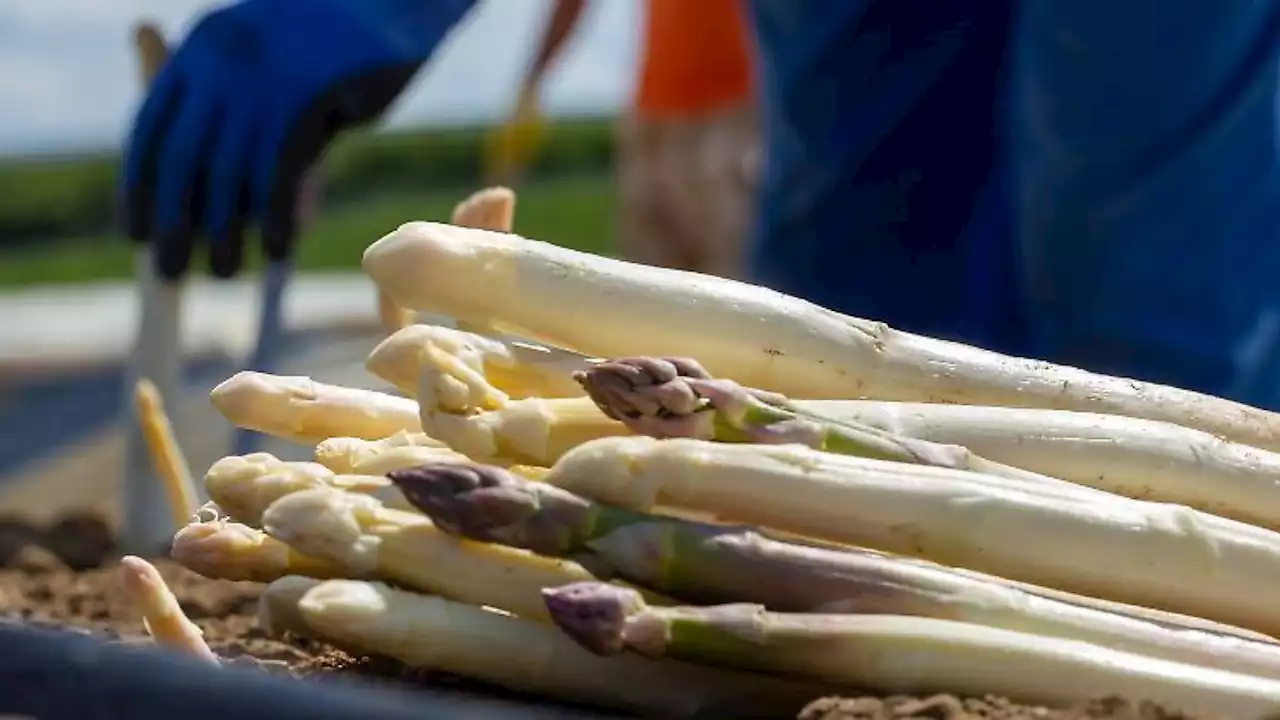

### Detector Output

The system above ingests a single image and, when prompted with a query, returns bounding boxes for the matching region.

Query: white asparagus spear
[377,187,520,334]
[449,186,516,338]
[118,556,220,664]
[313,434,551,479]
[454,185,516,234]
[259,487,624,622]
[170,514,345,583]
[203,452,417,524]
[798,400,1280,531]
[258,575,331,641]
[362,222,1280,451]
[542,585,1280,719]
[548,436,1280,637]
[393,461,1280,676]
[365,324,585,411]
[210,371,421,445]
[420,395,629,467]
[313,433,466,474]
[120,24,180,555]
[133,378,203,530]
[295,579,836,718]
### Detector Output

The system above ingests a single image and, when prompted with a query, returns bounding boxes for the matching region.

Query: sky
[0,0,639,155]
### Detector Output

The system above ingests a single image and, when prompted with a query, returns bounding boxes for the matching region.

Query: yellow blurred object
[133,21,170,86]
[485,89,546,185]
[133,378,200,531]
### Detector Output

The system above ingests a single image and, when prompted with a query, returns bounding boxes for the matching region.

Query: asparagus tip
[257,575,324,637]
[260,488,381,575]
[170,520,285,583]
[542,581,647,656]
[572,356,720,438]
[386,462,535,540]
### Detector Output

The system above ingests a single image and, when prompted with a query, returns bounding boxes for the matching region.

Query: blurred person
[496,0,760,278]
[122,0,1280,410]
[745,1,1280,408]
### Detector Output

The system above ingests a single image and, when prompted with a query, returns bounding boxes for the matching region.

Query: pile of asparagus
[152,189,1280,718]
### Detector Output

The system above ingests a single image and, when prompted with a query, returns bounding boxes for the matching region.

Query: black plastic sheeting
[0,622,617,720]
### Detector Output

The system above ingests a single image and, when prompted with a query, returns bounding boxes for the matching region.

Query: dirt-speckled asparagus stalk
[366,324,586,411]
[548,435,1280,637]
[294,578,837,718]
[171,516,345,583]
[363,222,1280,452]
[203,452,416,523]
[258,576,330,641]
[211,371,421,444]
[386,461,1280,676]
[539,582,1280,718]
[258,486,671,622]
[574,357,1108,497]
[313,433,550,480]
[420,396,630,467]
[791,399,1280,532]
[119,555,220,664]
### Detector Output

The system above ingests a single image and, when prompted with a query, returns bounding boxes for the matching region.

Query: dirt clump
[797,694,1214,720]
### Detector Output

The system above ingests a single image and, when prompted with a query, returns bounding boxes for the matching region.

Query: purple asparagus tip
[573,356,711,419]
[386,462,536,541]
[574,357,722,438]
[542,581,647,656]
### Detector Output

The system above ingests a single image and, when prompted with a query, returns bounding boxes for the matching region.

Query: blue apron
[746,0,1280,406]
[1013,1,1280,405]
[745,0,1024,354]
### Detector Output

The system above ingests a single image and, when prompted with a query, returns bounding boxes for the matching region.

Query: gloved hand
[122,0,476,279]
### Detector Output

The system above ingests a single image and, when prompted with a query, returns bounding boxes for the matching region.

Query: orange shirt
[634,0,755,118]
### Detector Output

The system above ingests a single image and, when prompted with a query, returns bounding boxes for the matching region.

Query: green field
[0,118,619,288]
[0,175,616,287]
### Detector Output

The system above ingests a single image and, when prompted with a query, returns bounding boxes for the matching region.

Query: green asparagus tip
[386,462,536,539]
[542,581,649,656]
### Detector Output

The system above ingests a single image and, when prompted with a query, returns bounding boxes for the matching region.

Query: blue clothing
[746,0,1280,407]
[1013,1,1280,405]
[745,0,1023,354]
[0,621,602,720]
[121,0,477,279]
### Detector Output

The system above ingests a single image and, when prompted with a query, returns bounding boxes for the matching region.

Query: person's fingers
[121,66,184,243]
[252,65,423,263]
[249,107,305,263]
[205,100,258,278]
[151,89,222,280]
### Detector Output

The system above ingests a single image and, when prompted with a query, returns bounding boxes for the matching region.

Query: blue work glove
[121,0,476,279]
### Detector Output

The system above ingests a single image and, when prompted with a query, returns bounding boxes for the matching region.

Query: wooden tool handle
[133,21,170,87]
